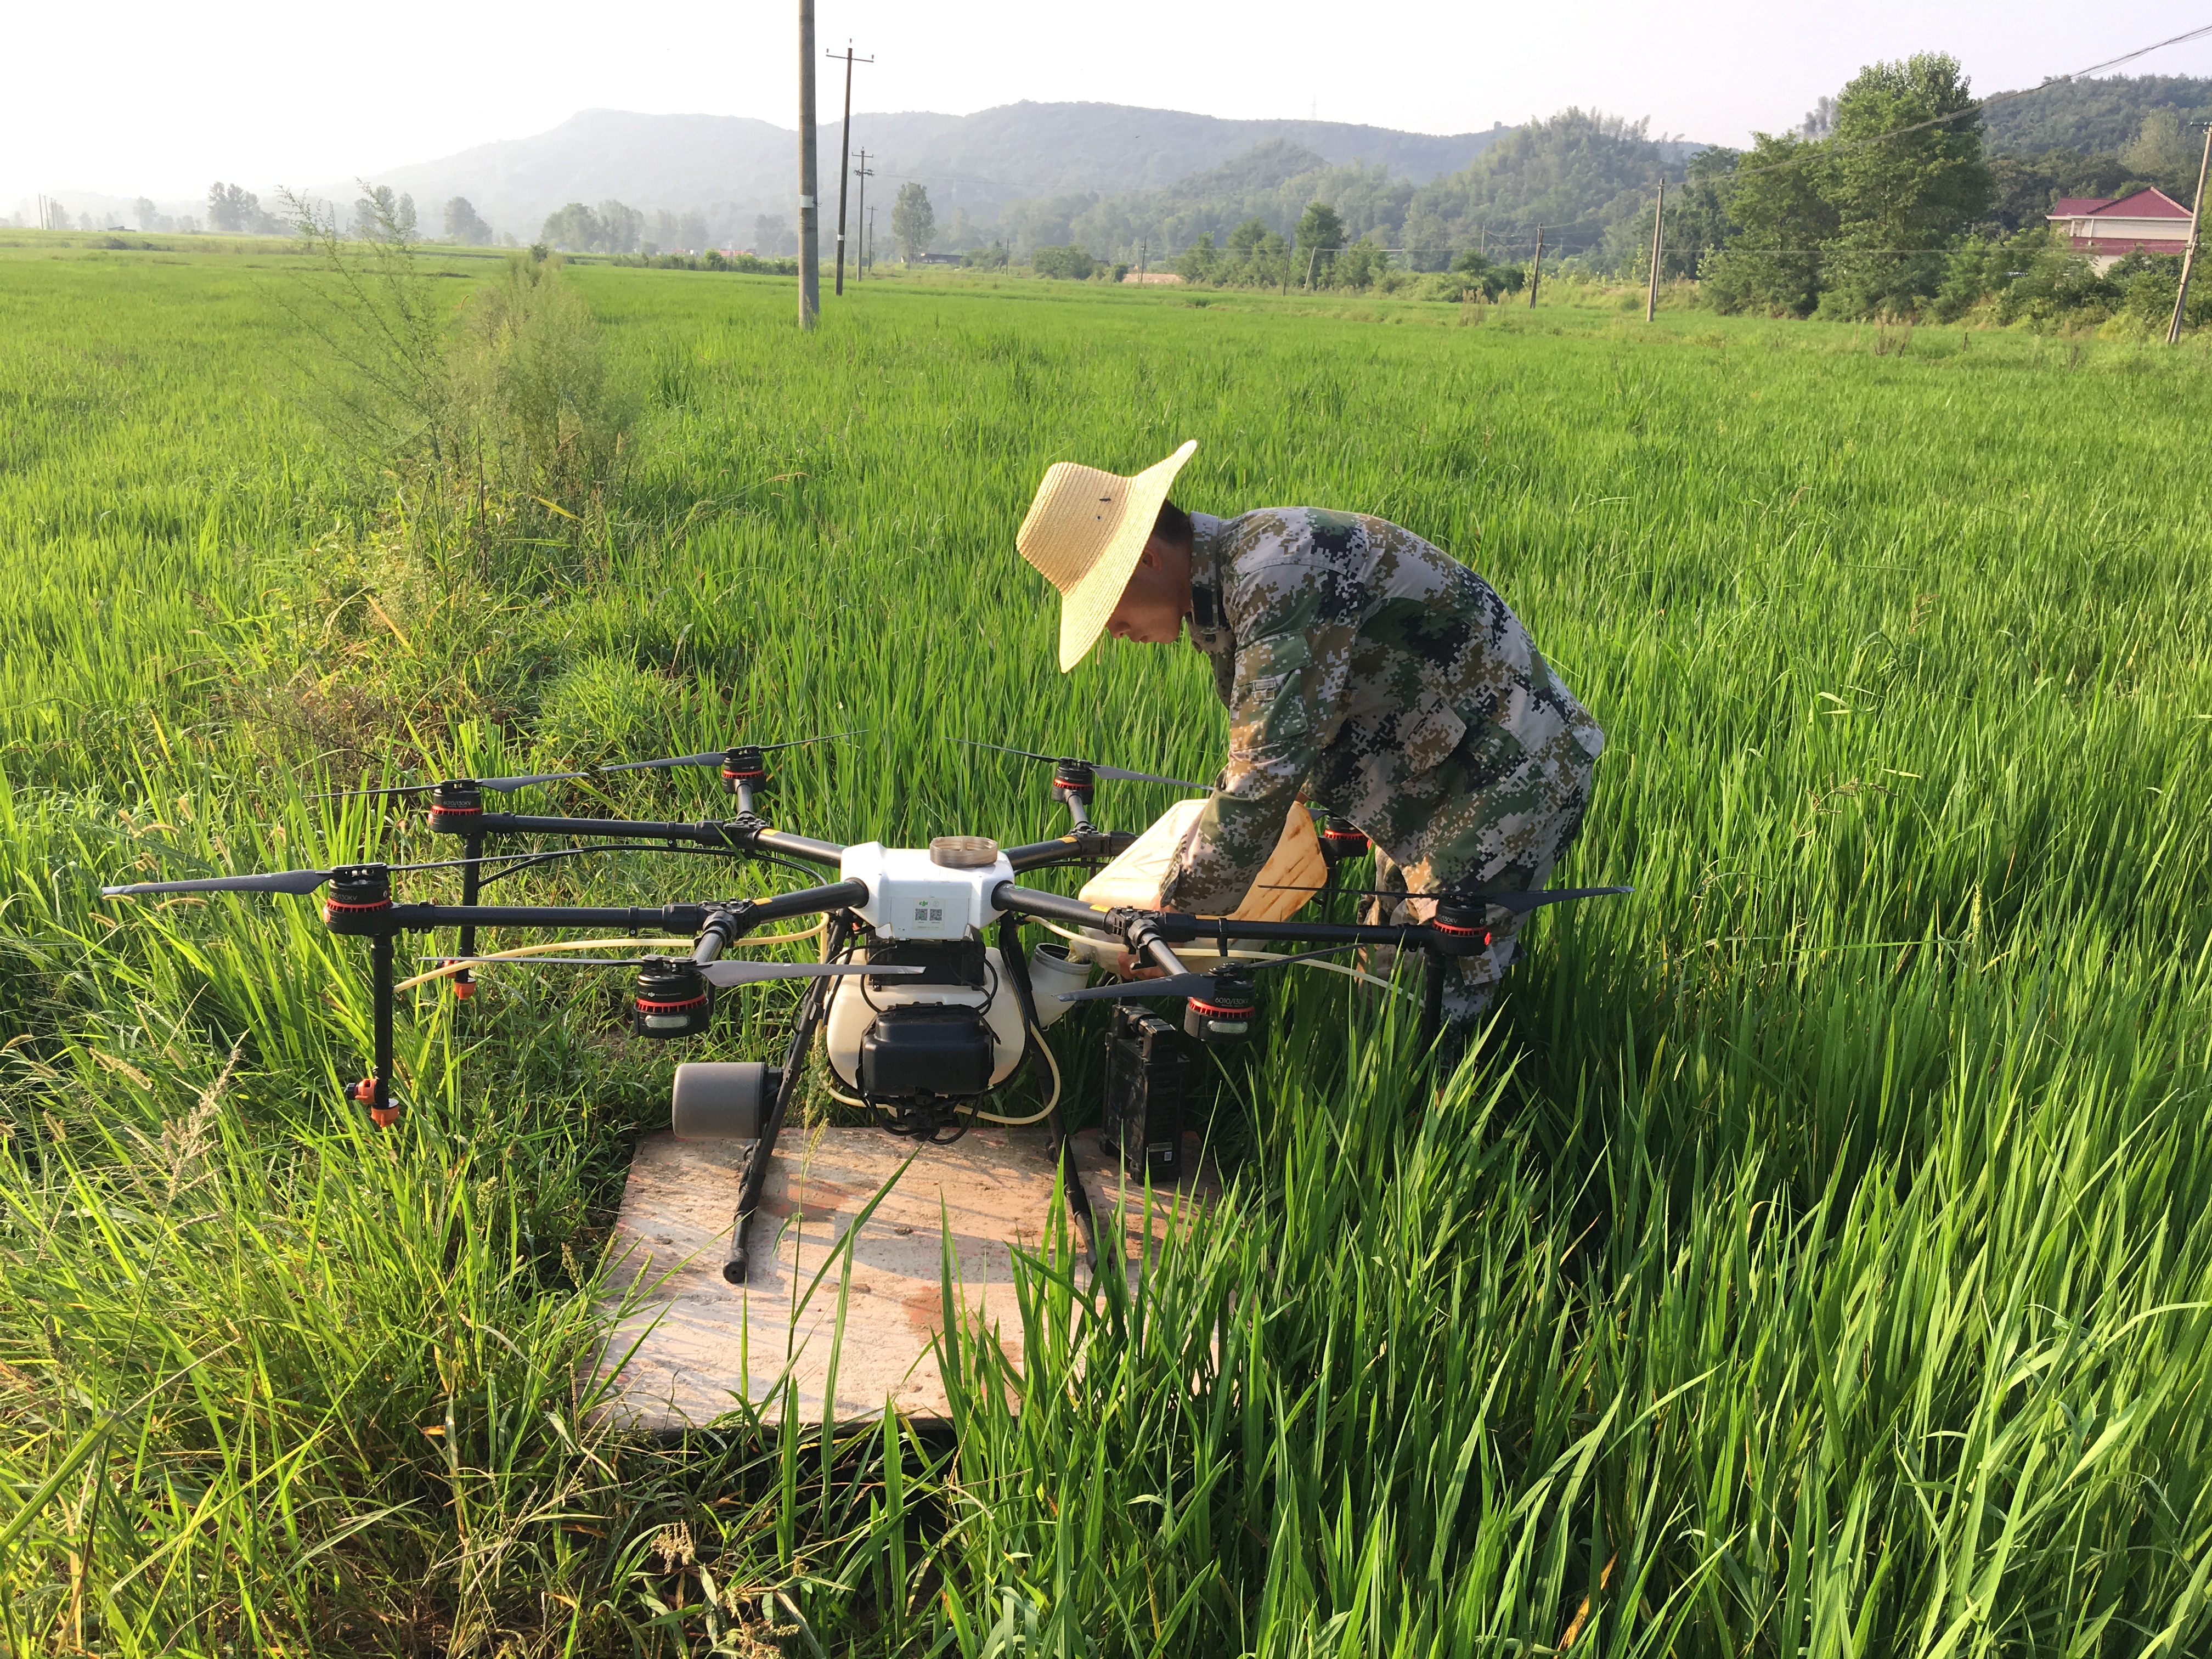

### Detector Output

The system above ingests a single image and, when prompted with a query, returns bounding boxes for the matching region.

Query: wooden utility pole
[1528,225,1544,307]
[867,205,877,275]
[1646,179,1665,322]
[828,42,872,296]
[797,0,819,328]
[2168,121,2212,345]
[852,151,873,280]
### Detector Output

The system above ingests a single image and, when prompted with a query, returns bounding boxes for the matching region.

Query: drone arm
[1002,830,1136,873]
[990,883,1438,952]
[456,814,850,868]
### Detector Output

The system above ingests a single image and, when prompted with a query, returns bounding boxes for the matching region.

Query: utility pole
[2168,121,2212,345]
[867,204,877,276]
[852,151,873,281]
[1137,239,1147,285]
[1528,225,1544,308]
[827,42,872,296]
[797,0,819,328]
[1646,178,1664,322]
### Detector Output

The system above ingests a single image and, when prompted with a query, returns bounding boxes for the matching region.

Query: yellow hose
[397,918,830,992]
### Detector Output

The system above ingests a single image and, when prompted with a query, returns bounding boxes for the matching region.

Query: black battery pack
[860,1007,995,1098]
[1102,1003,1187,1181]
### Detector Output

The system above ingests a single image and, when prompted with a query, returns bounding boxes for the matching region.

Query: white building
[2046,189,2194,273]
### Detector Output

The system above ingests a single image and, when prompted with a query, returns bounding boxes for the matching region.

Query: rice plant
[3,242,2210,1654]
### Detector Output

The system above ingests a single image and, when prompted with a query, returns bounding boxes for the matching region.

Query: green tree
[1174,232,1220,283]
[1294,199,1345,285]
[595,200,642,254]
[1030,244,1094,280]
[1702,134,1837,316]
[1818,53,1990,318]
[443,198,493,246]
[352,185,417,245]
[2122,109,2203,197]
[540,203,606,252]
[891,182,935,262]
[1331,235,1388,290]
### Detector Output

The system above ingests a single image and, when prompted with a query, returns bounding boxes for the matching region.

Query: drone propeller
[101,853,499,899]
[1257,883,1634,915]
[427,955,922,988]
[313,769,595,802]
[597,729,871,775]
[954,739,1210,793]
[1055,945,1355,1003]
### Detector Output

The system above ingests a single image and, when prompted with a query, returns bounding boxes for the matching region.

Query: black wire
[470,842,743,890]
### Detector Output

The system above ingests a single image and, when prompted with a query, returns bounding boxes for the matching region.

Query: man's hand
[1113,951,1169,982]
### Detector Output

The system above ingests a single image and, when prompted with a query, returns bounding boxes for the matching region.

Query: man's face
[1105,538,1192,645]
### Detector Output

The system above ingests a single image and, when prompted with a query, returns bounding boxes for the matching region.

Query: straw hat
[1017,439,1198,671]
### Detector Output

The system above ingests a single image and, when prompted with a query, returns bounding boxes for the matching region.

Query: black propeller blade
[103,867,338,898]
[954,740,1210,793]
[1256,883,1634,915]
[100,853,503,899]
[1056,946,1356,1003]
[428,956,922,988]
[312,769,594,802]
[599,729,871,774]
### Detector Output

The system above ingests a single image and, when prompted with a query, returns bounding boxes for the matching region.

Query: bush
[449,253,630,523]
[1030,244,1096,281]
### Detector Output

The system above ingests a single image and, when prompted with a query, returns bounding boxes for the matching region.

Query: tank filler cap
[929,836,1000,869]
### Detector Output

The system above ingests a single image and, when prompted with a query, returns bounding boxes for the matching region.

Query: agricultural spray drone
[102,732,1626,1281]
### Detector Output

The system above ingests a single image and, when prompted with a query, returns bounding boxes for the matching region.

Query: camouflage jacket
[1160,509,1605,915]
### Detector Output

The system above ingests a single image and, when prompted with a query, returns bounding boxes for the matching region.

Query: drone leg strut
[1419,945,1446,1062]
[453,832,483,997]
[367,933,398,1125]
[724,914,853,1284]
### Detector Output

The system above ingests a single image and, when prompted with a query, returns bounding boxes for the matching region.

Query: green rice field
[5,236,2212,1654]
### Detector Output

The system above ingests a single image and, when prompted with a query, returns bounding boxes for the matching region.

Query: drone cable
[394,919,832,992]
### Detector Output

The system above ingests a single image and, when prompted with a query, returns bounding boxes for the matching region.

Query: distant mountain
[337,103,1513,245]
[1979,74,2212,157]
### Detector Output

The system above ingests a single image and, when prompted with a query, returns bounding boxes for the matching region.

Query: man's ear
[1136,540,1162,570]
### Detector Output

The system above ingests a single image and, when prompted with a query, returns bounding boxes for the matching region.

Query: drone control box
[1102,1003,1187,1181]
[840,842,1014,941]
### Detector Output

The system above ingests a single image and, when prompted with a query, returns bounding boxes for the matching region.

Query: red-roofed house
[2047,189,2195,271]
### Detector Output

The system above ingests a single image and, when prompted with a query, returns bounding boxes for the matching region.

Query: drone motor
[633,958,714,1040]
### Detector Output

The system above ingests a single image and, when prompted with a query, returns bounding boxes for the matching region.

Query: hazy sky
[8,0,2210,212]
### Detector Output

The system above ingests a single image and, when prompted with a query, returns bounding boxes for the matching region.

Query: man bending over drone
[1016,439,1604,1035]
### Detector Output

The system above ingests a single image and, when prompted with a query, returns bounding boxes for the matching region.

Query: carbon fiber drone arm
[988,883,1440,953]
[461,812,848,868]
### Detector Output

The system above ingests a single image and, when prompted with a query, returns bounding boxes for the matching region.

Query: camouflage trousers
[1357,748,1595,1031]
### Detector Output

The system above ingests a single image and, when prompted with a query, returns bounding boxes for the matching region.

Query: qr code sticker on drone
[913,900,945,924]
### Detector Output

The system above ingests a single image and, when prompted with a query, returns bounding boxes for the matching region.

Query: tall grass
[3,243,2211,1653]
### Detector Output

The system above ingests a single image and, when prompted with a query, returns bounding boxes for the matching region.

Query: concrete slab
[591,1123,1216,1432]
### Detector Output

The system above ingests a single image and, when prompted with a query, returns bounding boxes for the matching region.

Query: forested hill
[996,112,1695,270]
[1400,112,1699,267]
[1979,75,2212,157]
[346,103,1509,247]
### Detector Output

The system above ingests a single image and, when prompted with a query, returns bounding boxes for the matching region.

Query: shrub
[1030,244,1096,281]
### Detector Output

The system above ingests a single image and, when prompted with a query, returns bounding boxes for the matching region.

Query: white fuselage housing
[839,842,1011,941]
[823,843,1025,1091]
